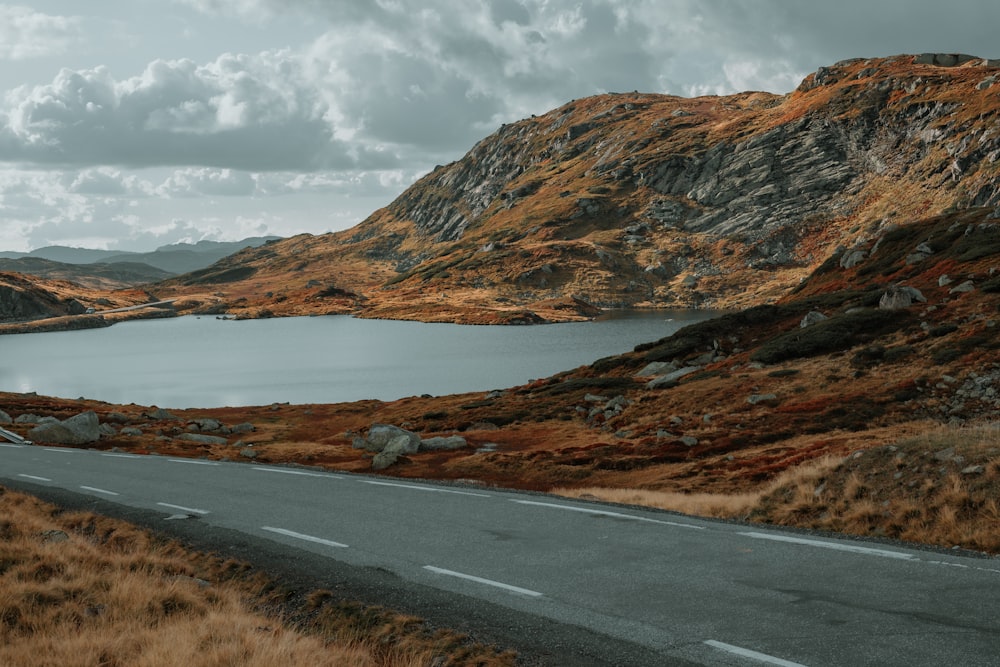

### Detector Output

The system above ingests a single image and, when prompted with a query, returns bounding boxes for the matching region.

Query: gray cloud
[0,5,81,61]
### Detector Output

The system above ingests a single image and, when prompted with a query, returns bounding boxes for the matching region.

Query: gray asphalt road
[2,443,999,666]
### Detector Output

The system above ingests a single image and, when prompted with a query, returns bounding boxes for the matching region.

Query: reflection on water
[0,311,718,408]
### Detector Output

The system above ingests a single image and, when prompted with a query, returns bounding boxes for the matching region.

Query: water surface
[1,311,717,408]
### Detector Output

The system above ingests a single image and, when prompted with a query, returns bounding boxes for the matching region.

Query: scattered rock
[231,422,255,434]
[40,530,69,543]
[28,411,101,445]
[420,436,468,451]
[647,366,702,389]
[0,409,10,424]
[354,424,421,453]
[800,311,828,328]
[371,435,414,470]
[678,436,698,447]
[938,274,953,287]
[879,285,925,309]
[192,418,223,432]
[121,427,143,436]
[747,393,779,405]
[933,447,956,462]
[584,393,608,403]
[239,447,257,459]
[15,414,41,424]
[949,280,975,294]
[98,424,117,437]
[144,407,177,421]
[961,465,985,475]
[840,249,867,269]
[635,361,676,377]
[176,433,228,445]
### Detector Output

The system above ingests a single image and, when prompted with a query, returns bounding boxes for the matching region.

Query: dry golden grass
[560,425,1000,554]
[0,487,516,667]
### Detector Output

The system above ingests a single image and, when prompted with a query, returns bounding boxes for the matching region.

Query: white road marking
[423,565,543,597]
[253,466,341,479]
[43,447,80,453]
[17,473,51,482]
[0,443,23,448]
[739,532,917,560]
[704,640,808,667]
[261,526,348,549]
[363,480,491,498]
[102,453,143,459]
[157,502,209,515]
[511,499,704,530]
[80,485,119,496]
[168,459,220,466]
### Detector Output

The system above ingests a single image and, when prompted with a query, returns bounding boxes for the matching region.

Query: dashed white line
[17,473,51,482]
[739,531,916,561]
[261,526,348,549]
[510,499,704,530]
[80,485,119,496]
[102,453,144,459]
[362,480,491,498]
[253,466,341,479]
[168,459,220,466]
[423,565,543,597]
[704,640,808,666]
[157,502,209,515]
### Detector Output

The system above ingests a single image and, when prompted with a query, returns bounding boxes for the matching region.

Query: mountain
[0,258,173,290]
[0,237,280,275]
[154,54,1000,323]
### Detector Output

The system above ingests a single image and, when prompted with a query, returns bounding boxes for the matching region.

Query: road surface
[2,444,998,666]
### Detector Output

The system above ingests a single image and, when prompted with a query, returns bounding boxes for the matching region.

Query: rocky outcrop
[355,424,469,469]
[28,411,100,445]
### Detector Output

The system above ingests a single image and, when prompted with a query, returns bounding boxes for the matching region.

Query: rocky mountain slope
[0,258,173,290]
[155,53,1000,323]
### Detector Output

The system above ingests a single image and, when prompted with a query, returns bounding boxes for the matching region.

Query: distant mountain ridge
[148,54,1000,324]
[0,237,281,275]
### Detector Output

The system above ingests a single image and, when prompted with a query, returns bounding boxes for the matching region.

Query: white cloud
[0,5,81,61]
[159,168,256,197]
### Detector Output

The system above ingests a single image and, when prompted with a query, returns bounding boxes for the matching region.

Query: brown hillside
[151,53,1000,324]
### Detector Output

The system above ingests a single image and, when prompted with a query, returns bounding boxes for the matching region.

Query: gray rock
[840,249,866,269]
[949,280,975,294]
[239,447,257,459]
[938,274,953,287]
[678,436,698,447]
[15,414,41,424]
[230,422,255,434]
[193,418,223,432]
[467,421,500,431]
[176,433,228,445]
[359,424,421,453]
[747,393,779,405]
[28,411,100,445]
[800,311,828,328]
[0,409,10,424]
[933,447,956,462]
[635,361,676,377]
[961,465,985,475]
[144,407,177,421]
[98,423,117,437]
[121,427,143,436]
[371,435,415,469]
[879,286,924,309]
[41,529,69,543]
[584,393,609,403]
[604,395,631,411]
[420,435,468,451]
[647,366,702,389]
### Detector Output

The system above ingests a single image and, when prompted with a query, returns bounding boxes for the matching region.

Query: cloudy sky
[1,1,998,252]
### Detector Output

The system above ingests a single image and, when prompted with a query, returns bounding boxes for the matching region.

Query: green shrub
[751,309,910,364]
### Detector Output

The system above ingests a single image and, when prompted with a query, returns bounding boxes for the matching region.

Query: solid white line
[510,499,704,530]
[102,453,143,459]
[253,466,340,479]
[261,526,348,549]
[80,485,119,496]
[423,565,543,597]
[363,480,491,498]
[168,459,220,466]
[157,502,209,515]
[17,473,51,482]
[0,443,23,448]
[739,532,916,561]
[44,447,80,453]
[704,640,808,666]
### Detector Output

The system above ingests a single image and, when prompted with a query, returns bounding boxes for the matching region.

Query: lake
[0,311,718,408]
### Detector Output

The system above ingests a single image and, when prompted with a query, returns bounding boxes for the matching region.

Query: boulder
[839,249,866,269]
[371,434,414,469]
[878,286,925,309]
[121,427,143,436]
[176,433,228,445]
[800,311,828,328]
[193,418,223,432]
[647,366,702,389]
[747,393,779,406]
[356,424,421,453]
[635,361,676,377]
[15,414,41,424]
[98,424,117,437]
[949,280,975,294]
[28,411,100,445]
[420,435,468,451]
[144,407,178,421]
[0,409,10,424]
[231,422,255,434]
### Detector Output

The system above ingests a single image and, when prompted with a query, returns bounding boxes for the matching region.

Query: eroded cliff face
[157,54,1000,322]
